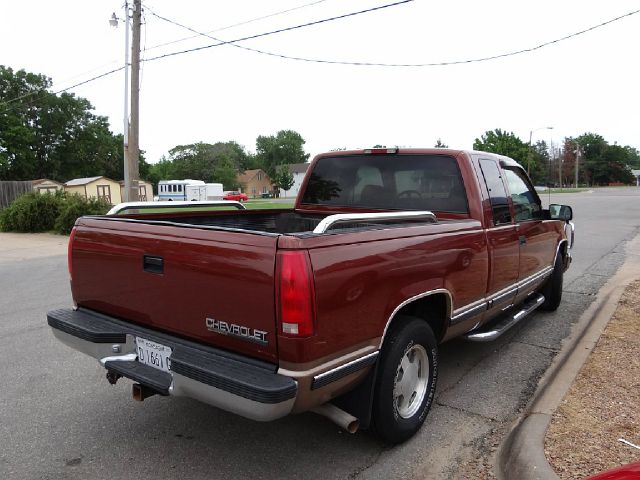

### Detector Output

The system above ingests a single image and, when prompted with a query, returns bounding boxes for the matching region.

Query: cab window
[478,159,511,226]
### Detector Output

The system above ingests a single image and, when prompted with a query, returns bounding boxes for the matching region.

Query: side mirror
[549,204,573,222]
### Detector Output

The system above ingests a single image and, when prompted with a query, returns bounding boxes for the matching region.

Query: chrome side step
[463,293,545,342]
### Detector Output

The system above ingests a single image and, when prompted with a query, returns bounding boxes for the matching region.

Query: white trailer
[185,183,224,201]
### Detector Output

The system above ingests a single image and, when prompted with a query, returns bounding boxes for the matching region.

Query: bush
[0,191,110,235]
[0,191,64,232]
[54,194,111,234]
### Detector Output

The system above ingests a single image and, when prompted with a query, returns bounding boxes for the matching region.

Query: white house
[632,169,640,187]
[280,163,310,198]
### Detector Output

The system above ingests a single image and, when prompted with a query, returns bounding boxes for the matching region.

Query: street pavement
[1,187,639,479]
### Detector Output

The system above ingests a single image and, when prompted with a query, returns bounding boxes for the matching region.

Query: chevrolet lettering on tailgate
[206,317,268,346]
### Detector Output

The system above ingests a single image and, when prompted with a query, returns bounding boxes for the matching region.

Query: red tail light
[276,251,316,337]
[68,226,77,282]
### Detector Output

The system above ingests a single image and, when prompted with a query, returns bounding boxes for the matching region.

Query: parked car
[586,462,640,479]
[223,191,248,202]
[48,148,574,443]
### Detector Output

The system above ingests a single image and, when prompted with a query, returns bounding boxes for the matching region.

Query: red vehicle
[223,191,248,202]
[48,148,574,443]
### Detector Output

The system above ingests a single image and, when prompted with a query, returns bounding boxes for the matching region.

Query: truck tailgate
[71,218,279,363]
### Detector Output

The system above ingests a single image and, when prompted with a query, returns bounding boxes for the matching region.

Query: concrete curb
[496,235,640,480]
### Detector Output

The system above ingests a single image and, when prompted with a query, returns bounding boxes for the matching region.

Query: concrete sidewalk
[496,234,640,479]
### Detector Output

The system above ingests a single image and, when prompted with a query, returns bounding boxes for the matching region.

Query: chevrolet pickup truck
[48,148,574,443]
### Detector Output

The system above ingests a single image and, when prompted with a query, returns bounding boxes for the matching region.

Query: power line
[144,0,330,52]
[1,4,638,107]
[0,0,410,107]
[149,6,640,67]
[143,0,414,63]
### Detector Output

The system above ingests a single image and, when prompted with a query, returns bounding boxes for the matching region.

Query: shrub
[0,191,111,235]
[54,194,111,234]
[0,191,64,232]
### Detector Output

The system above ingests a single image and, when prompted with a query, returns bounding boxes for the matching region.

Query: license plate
[136,337,172,373]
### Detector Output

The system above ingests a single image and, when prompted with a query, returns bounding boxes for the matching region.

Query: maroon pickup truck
[48,148,574,443]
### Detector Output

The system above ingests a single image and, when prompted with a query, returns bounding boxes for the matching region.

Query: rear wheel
[372,316,438,444]
[541,252,564,311]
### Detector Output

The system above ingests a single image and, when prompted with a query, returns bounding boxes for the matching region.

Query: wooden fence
[0,181,33,208]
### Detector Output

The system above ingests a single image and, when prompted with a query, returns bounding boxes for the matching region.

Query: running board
[463,293,545,342]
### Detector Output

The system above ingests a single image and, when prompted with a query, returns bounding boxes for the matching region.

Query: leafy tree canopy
[0,65,147,182]
[255,130,309,179]
[272,165,295,196]
[474,129,551,183]
[473,129,529,164]
[148,141,249,190]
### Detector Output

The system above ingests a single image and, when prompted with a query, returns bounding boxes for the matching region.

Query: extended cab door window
[478,159,511,226]
[502,168,542,222]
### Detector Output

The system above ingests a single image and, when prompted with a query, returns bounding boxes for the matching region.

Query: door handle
[519,235,527,246]
[143,255,164,274]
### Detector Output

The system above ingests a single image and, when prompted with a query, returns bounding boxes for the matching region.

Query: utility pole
[122,1,130,202]
[126,0,141,202]
[574,144,580,188]
[557,140,563,190]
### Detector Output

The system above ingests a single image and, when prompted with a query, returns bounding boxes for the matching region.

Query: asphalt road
[1,187,639,480]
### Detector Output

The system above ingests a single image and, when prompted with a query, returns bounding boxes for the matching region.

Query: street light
[527,126,553,175]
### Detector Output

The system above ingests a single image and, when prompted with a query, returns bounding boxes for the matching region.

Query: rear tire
[372,316,438,444]
[541,252,564,311]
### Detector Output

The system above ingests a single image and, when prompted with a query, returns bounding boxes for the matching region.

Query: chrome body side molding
[450,266,553,326]
[311,351,380,390]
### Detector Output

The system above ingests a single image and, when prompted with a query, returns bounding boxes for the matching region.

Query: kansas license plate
[136,337,172,373]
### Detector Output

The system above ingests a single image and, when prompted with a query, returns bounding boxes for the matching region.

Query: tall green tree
[473,129,530,165]
[0,65,141,182]
[272,165,294,197]
[473,129,553,183]
[254,130,309,179]
[162,141,248,189]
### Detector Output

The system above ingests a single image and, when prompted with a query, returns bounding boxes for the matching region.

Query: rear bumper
[47,308,297,421]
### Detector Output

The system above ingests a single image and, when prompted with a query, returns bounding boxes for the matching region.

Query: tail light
[68,226,77,282]
[276,251,316,337]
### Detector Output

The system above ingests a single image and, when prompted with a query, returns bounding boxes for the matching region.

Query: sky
[1,0,639,163]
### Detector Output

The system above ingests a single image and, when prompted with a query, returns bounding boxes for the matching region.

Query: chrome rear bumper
[48,308,297,421]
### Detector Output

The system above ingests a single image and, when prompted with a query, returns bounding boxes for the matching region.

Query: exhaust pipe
[132,383,158,402]
[311,403,359,434]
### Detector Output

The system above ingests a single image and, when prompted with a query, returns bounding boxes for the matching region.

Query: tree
[564,133,636,186]
[159,141,247,189]
[255,130,309,179]
[272,165,294,197]
[473,129,530,165]
[473,129,553,183]
[434,138,448,148]
[0,65,138,182]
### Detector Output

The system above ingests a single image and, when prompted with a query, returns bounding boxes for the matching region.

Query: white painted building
[632,169,640,187]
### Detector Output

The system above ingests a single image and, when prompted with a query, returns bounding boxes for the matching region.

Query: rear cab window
[300,154,469,214]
